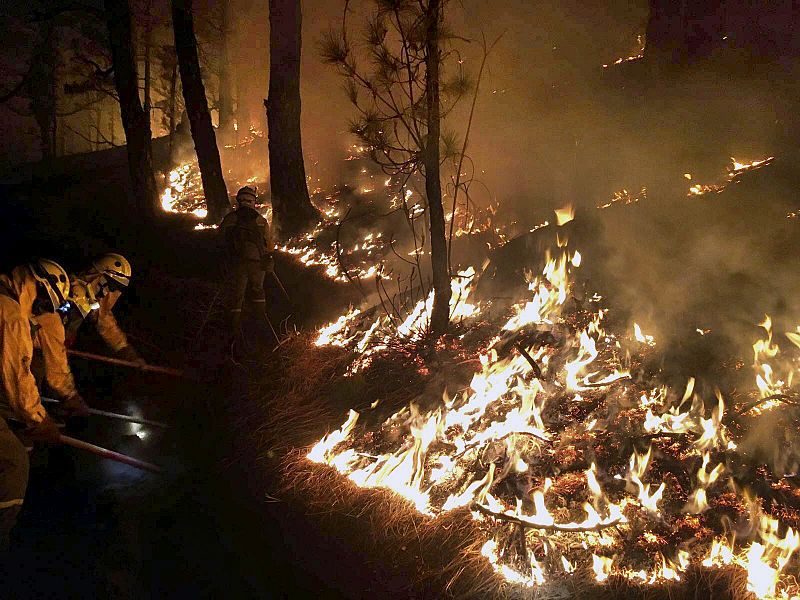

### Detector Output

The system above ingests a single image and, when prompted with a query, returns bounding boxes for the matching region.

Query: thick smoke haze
[2,0,799,369]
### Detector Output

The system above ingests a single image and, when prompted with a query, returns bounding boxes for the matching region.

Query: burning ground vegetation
[158,139,506,281]
[281,234,800,600]
[158,143,799,596]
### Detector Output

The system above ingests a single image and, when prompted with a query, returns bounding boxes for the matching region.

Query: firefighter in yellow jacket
[0,260,68,547]
[78,253,141,363]
[34,253,141,418]
[32,279,97,417]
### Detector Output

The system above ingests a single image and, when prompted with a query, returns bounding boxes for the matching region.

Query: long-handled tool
[41,397,169,428]
[67,349,186,378]
[271,272,292,303]
[59,435,162,473]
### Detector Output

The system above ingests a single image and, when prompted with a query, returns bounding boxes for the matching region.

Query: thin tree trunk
[105,0,159,222]
[110,104,116,146]
[424,0,450,336]
[94,105,101,150]
[171,0,230,222]
[217,1,234,133]
[31,23,57,159]
[144,30,152,117]
[267,0,318,240]
[50,55,58,156]
[168,58,178,164]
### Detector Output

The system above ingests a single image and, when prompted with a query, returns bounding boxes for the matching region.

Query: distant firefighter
[219,186,276,351]
[0,260,70,547]
[34,253,141,418]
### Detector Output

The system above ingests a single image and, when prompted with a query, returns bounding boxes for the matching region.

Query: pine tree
[321,0,470,335]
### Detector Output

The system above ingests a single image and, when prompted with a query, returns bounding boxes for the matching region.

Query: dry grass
[280,449,504,598]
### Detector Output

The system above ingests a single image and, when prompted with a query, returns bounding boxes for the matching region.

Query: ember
[688,156,775,197]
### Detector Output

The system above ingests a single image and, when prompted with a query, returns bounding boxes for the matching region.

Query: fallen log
[67,349,186,378]
[41,397,169,428]
[60,435,162,473]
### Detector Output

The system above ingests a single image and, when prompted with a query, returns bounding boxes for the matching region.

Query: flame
[592,554,613,582]
[633,323,655,345]
[599,187,647,209]
[684,452,725,514]
[748,315,798,414]
[554,205,575,226]
[626,447,665,515]
[688,156,775,197]
[308,238,800,596]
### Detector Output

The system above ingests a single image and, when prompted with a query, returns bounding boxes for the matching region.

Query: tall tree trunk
[30,23,57,159]
[105,0,159,222]
[168,58,178,164]
[110,104,116,146]
[94,105,101,150]
[267,0,318,240]
[424,0,450,336]
[171,0,230,223]
[143,32,152,117]
[143,0,153,117]
[217,1,234,134]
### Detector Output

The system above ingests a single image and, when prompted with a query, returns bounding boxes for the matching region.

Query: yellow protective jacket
[33,312,78,400]
[34,277,128,401]
[76,269,129,352]
[0,266,47,424]
[94,289,129,352]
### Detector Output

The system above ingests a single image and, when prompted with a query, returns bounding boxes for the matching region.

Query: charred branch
[472,502,622,532]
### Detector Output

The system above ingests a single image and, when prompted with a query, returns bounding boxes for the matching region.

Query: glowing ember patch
[688,156,775,197]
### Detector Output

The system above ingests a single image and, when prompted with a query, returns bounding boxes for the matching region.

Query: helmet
[29,259,70,311]
[236,186,258,207]
[68,278,99,318]
[92,253,132,287]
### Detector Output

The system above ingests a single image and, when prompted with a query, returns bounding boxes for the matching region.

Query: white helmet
[92,253,132,287]
[68,278,99,318]
[29,259,70,311]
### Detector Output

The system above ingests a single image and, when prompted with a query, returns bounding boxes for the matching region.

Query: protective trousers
[0,417,28,550]
[227,260,267,334]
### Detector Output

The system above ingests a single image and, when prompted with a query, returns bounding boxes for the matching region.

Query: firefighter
[33,254,140,420]
[77,253,143,365]
[0,260,69,547]
[219,186,275,347]
[32,279,96,418]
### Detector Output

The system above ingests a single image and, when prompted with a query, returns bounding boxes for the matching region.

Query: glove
[25,416,62,445]
[60,393,91,418]
[260,253,275,273]
[116,345,146,366]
